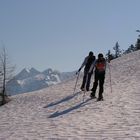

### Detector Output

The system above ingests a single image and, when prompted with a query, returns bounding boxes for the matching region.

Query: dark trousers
[91,72,105,98]
[81,69,93,91]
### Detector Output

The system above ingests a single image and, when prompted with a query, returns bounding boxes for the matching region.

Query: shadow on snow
[43,91,81,108]
[48,98,91,118]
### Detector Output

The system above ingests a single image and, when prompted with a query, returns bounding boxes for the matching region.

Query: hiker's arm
[88,60,96,73]
[78,57,87,71]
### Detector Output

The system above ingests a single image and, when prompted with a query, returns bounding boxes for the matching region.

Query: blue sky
[0,0,140,73]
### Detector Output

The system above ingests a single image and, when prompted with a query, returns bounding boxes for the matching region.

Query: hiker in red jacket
[90,53,106,101]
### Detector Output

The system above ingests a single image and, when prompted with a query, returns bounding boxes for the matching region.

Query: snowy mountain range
[6,68,76,95]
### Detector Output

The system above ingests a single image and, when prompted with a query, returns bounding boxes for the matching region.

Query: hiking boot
[97,97,104,101]
[90,94,96,99]
[86,88,89,91]
[80,87,84,91]
[90,91,95,96]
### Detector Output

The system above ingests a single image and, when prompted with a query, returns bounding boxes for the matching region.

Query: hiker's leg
[81,70,88,90]
[91,73,98,96]
[86,72,93,91]
[98,74,105,99]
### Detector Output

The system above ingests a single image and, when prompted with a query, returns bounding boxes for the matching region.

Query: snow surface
[1,51,140,139]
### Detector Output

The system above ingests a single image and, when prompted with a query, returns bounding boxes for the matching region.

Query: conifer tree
[113,42,121,58]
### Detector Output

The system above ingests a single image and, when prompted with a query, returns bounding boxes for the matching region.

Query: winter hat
[89,51,93,56]
[98,53,103,58]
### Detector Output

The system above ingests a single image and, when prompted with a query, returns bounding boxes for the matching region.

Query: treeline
[106,37,140,61]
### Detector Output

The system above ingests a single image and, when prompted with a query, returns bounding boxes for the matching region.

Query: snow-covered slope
[1,50,140,139]
[6,68,76,95]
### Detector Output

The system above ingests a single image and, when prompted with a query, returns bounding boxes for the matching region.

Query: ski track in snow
[0,51,140,140]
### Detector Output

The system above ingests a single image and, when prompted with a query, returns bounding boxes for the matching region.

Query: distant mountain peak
[6,67,76,95]
[24,67,40,73]
[43,68,53,75]
[24,68,31,73]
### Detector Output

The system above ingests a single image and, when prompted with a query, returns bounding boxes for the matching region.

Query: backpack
[96,58,106,72]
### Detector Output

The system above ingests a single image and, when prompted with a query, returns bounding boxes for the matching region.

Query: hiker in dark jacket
[78,51,96,91]
[89,53,106,101]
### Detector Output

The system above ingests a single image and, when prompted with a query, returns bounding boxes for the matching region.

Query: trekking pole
[73,71,80,95]
[108,63,112,93]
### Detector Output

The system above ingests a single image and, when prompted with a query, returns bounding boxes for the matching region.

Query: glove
[76,68,81,75]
